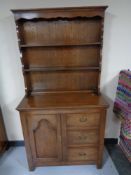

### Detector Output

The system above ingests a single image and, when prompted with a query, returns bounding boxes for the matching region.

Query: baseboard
[104,138,118,145]
[8,140,25,147]
[8,138,118,147]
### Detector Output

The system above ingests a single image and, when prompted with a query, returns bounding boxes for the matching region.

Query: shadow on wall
[0,14,25,140]
[101,75,121,138]
[2,102,22,140]
[100,11,121,138]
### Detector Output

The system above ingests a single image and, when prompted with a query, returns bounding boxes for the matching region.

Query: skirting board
[8,138,118,147]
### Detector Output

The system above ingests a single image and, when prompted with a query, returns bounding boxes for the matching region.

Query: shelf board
[23,66,100,72]
[29,89,98,96]
[20,42,101,48]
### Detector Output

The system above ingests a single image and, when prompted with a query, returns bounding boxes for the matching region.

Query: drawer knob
[79,152,86,156]
[79,135,87,140]
[80,116,87,122]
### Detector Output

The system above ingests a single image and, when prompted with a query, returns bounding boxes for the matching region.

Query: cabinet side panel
[97,109,107,168]
[20,112,34,171]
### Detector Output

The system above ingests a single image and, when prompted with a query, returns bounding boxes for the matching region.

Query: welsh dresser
[12,6,108,171]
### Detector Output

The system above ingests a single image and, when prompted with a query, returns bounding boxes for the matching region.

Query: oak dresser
[12,6,108,171]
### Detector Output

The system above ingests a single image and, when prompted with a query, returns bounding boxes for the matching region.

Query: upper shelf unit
[12,6,107,95]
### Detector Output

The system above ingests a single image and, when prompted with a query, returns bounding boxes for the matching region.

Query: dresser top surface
[17,92,108,111]
[12,6,108,20]
[11,6,108,12]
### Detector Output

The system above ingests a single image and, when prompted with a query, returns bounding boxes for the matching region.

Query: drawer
[67,147,97,161]
[66,112,100,127]
[67,130,99,145]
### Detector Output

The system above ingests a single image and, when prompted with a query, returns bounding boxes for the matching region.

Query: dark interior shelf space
[23,66,100,72]
[17,15,103,22]
[20,42,101,48]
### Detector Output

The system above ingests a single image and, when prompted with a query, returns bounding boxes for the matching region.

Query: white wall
[0,0,131,140]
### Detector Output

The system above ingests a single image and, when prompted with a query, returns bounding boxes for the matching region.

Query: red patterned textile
[113,70,131,162]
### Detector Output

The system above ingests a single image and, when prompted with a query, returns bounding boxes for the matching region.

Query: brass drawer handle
[79,116,87,122]
[79,135,87,140]
[79,152,86,156]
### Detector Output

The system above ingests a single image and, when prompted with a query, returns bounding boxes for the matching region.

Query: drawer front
[67,130,99,145]
[66,112,100,127]
[67,147,97,161]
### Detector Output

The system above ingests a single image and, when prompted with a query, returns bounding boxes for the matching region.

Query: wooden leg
[28,158,35,171]
[29,164,35,171]
[96,161,102,169]
[97,147,103,169]
[97,144,104,169]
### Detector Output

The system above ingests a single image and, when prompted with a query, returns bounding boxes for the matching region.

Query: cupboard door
[27,113,62,162]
